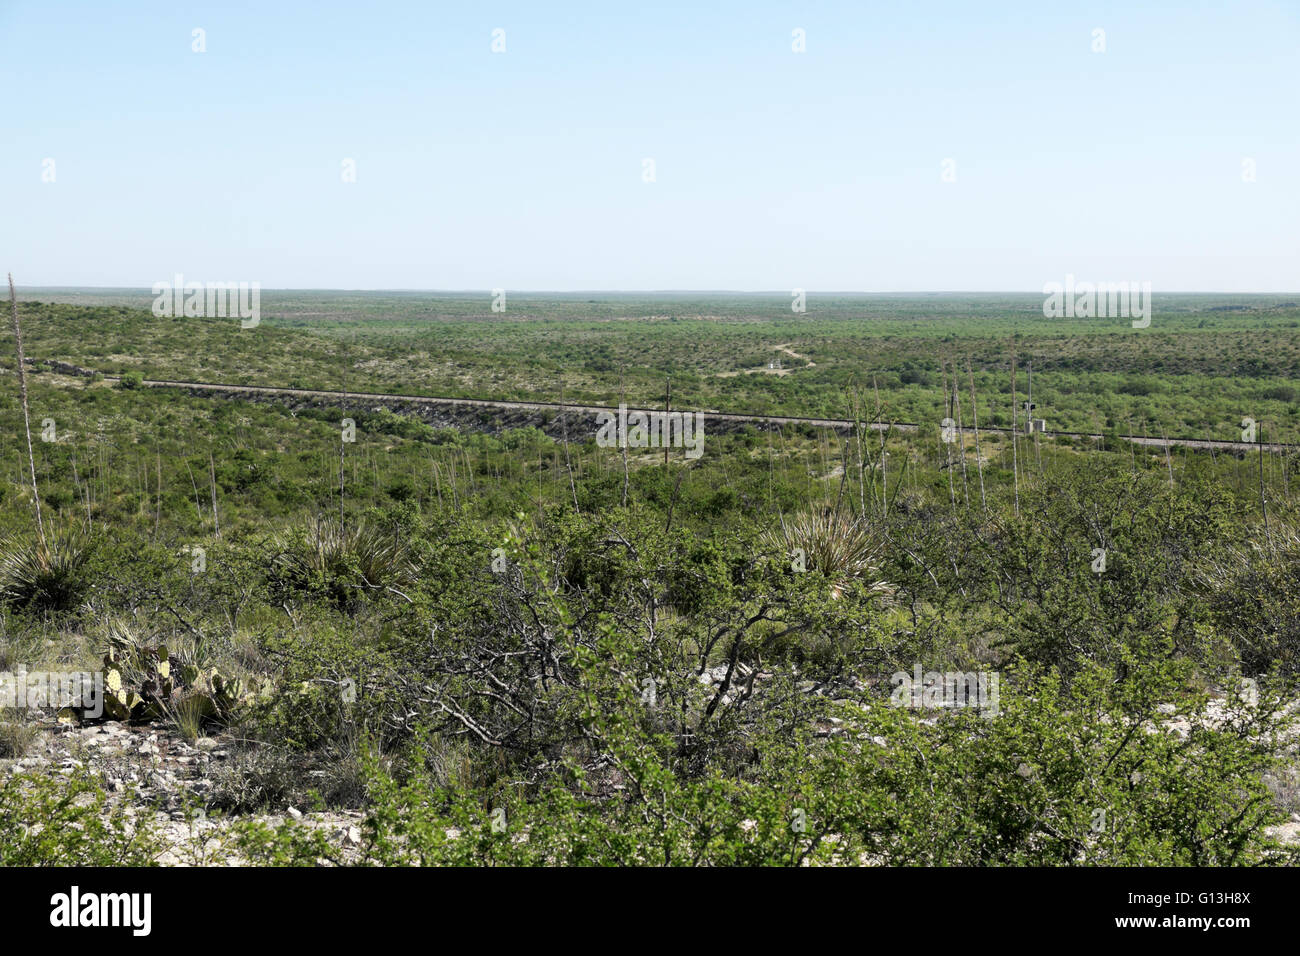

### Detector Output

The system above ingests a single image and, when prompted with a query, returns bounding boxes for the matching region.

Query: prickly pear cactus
[99,662,145,721]
[84,638,253,727]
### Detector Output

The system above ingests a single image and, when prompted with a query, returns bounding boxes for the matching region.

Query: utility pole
[1026,363,1032,431]
[664,373,671,466]
[1259,420,1269,536]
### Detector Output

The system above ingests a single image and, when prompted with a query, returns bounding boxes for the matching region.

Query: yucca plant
[271,516,416,611]
[764,508,892,599]
[0,528,94,614]
[103,616,156,669]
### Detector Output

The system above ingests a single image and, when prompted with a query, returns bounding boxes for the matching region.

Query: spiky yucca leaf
[763,509,892,599]
[0,528,93,613]
[271,516,416,610]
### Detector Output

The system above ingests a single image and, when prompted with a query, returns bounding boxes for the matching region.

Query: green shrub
[0,772,160,866]
[236,654,1297,867]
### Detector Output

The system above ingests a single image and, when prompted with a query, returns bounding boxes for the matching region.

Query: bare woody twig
[8,274,47,552]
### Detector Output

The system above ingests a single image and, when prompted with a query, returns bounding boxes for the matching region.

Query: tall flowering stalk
[8,273,47,556]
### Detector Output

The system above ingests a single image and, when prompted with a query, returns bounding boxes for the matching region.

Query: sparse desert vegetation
[3,293,1300,866]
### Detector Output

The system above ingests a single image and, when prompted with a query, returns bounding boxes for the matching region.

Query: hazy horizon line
[15,286,1300,297]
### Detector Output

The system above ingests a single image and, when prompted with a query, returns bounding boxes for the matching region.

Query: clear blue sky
[3,0,1297,291]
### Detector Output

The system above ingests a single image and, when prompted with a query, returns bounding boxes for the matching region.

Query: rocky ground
[3,714,364,865]
[5,693,1300,864]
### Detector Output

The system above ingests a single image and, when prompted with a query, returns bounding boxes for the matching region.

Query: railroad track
[103,375,1293,455]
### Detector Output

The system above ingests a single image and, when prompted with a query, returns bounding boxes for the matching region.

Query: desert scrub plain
[2,293,1300,865]
[16,290,1300,439]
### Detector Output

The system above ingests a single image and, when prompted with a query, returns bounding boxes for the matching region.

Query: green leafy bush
[0,772,160,866]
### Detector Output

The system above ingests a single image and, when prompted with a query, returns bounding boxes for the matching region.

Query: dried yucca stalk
[8,274,46,554]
